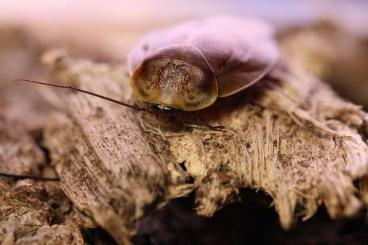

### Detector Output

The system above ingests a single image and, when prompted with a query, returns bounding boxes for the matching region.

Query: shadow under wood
[133,189,368,245]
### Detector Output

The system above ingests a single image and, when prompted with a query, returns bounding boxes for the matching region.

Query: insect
[128,16,279,111]
[11,16,279,113]
[1,16,279,181]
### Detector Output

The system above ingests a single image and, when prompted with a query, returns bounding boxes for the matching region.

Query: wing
[127,21,198,75]
[128,16,279,97]
[188,16,279,97]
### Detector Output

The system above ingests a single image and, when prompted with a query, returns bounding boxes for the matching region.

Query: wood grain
[1,21,368,244]
[41,49,368,244]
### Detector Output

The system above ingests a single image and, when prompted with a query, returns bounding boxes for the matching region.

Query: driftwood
[1,22,368,244]
[43,47,368,244]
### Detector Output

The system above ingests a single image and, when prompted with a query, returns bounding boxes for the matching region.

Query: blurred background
[1,1,368,244]
[1,0,368,28]
[1,0,368,59]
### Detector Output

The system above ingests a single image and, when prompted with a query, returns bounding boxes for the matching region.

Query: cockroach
[1,16,279,181]
[129,16,279,111]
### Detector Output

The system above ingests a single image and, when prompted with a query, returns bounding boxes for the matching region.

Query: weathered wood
[0,117,84,245]
[0,184,84,245]
[280,21,368,108]
[41,44,368,245]
[0,118,45,182]
[0,27,86,245]
[1,21,368,244]
[43,52,193,244]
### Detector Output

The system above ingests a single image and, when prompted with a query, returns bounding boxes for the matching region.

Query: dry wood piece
[1,20,368,245]
[0,184,84,245]
[0,27,54,132]
[279,21,368,108]
[43,51,182,245]
[0,117,83,245]
[42,45,368,244]
[0,27,87,245]
[0,118,45,183]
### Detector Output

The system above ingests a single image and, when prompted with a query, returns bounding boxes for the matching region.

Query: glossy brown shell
[128,16,279,111]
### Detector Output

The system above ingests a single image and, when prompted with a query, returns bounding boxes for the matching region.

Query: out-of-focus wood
[280,21,368,108]
[0,183,84,245]
[0,27,87,245]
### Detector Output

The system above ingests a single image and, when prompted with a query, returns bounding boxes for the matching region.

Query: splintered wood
[0,119,83,244]
[42,47,368,245]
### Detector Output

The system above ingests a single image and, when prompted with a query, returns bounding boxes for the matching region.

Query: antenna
[11,79,151,112]
[0,171,59,181]
[2,78,157,181]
